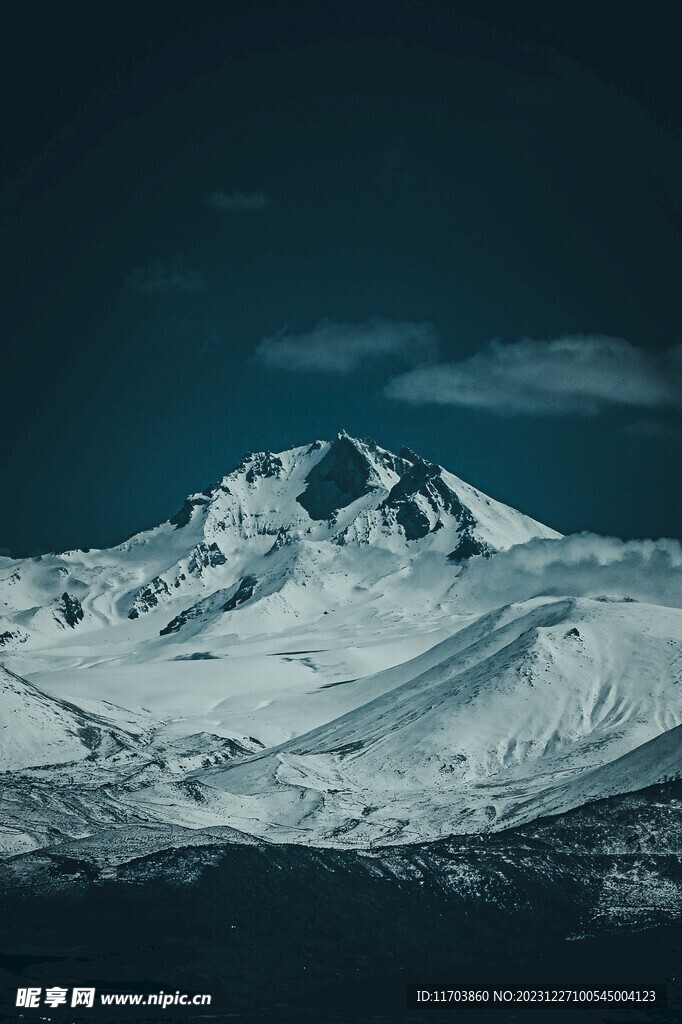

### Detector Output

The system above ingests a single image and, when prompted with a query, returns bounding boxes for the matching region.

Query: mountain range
[0,433,680,871]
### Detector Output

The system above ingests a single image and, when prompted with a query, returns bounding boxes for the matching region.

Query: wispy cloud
[385,336,682,416]
[125,256,207,293]
[255,318,437,374]
[207,191,271,211]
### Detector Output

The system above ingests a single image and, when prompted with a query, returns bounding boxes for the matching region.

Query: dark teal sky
[2,2,680,554]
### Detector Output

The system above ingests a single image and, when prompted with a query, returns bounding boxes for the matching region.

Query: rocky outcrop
[243,452,283,484]
[54,592,84,628]
[169,495,210,529]
[380,458,479,542]
[223,574,257,611]
[187,542,227,576]
[128,576,171,619]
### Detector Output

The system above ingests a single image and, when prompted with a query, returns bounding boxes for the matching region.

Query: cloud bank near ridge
[456,533,682,612]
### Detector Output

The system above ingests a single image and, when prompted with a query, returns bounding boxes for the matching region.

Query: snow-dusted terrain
[1,433,681,861]
[198,597,682,844]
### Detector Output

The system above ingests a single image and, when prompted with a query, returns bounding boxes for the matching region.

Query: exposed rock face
[54,592,84,628]
[447,532,492,561]
[380,458,478,542]
[169,495,210,529]
[296,434,377,521]
[160,604,199,636]
[223,574,257,611]
[128,575,170,619]
[361,437,414,477]
[266,527,293,555]
[187,542,227,575]
[159,573,258,636]
[129,544,227,619]
[244,452,283,484]
[0,628,29,649]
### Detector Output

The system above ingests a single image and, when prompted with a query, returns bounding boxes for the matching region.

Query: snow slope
[0,664,151,772]
[2,594,680,855]
[196,598,682,844]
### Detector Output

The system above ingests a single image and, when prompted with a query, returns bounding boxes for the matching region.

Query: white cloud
[255,318,438,373]
[456,534,682,613]
[385,336,682,415]
[207,191,270,211]
[125,257,206,293]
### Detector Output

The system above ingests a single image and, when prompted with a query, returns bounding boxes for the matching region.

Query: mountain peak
[296,433,379,521]
[160,431,560,547]
[0,431,561,652]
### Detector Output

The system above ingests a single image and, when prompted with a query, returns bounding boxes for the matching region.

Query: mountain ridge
[0,433,559,652]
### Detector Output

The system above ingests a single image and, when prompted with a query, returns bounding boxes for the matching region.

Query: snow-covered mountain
[198,596,682,844]
[0,432,558,653]
[0,432,680,863]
